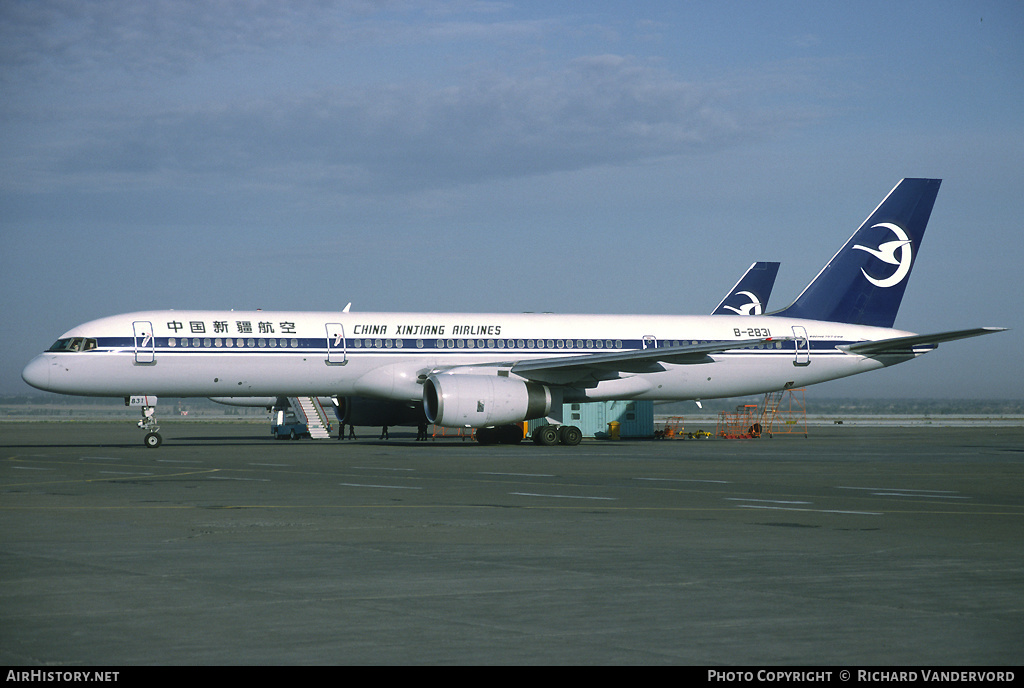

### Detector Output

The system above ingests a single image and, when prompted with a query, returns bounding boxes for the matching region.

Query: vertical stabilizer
[712,261,781,315]
[774,178,941,327]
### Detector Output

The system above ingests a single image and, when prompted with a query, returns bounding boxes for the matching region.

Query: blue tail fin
[712,261,781,315]
[774,178,941,327]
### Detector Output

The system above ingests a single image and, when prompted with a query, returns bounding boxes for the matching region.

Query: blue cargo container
[528,401,654,439]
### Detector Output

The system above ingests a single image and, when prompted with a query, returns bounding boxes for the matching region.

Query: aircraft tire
[558,425,583,446]
[533,425,560,446]
[144,432,162,449]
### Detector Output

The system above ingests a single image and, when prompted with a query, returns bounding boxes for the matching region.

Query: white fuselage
[22,309,922,404]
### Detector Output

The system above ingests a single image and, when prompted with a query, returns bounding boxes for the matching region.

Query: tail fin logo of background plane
[722,291,764,315]
[853,222,913,288]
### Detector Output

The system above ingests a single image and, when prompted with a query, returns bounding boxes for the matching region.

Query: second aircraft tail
[712,261,780,315]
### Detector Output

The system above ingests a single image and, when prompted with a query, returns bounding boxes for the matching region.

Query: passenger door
[133,321,156,364]
[792,326,810,366]
[325,323,347,366]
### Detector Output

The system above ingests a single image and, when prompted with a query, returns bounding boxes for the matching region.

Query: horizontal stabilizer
[838,327,1007,356]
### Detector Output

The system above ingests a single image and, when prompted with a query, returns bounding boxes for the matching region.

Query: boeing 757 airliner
[22,179,1005,447]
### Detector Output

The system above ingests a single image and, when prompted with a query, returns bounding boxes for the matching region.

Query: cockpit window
[47,337,97,352]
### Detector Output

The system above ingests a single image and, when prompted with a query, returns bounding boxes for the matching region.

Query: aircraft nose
[22,355,52,391]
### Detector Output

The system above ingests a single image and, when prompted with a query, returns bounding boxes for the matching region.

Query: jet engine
[334,396,425,427]
[423,373,552,428]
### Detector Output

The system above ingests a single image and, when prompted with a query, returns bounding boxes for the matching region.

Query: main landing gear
[531,424,582,446]
[138,406,162,448]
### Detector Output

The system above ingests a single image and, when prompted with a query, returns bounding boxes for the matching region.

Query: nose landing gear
[128,399,163,448]
[138,406,162,448]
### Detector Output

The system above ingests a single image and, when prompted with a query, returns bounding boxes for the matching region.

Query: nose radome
[21,355,51,391]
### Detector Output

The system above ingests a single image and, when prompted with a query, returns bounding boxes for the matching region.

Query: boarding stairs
[290,396,332,439]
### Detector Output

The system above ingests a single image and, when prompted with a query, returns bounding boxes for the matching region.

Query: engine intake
[423,373,552,428]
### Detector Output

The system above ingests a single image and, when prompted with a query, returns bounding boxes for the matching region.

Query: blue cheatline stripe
[86,336,868,358]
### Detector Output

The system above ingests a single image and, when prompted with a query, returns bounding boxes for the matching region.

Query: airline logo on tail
[853,222,912,288]
[722,292,764,315]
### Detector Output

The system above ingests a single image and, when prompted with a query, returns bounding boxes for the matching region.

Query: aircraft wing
[508,337,784,384]
[838,327,1007,356]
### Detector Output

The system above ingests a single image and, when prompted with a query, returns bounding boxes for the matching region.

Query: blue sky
[2,0,1021,398]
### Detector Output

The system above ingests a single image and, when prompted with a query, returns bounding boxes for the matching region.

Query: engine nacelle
[335,396,425,427]
[423,373,552,428]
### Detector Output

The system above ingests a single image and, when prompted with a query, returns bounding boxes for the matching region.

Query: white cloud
[33,54,797,199]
